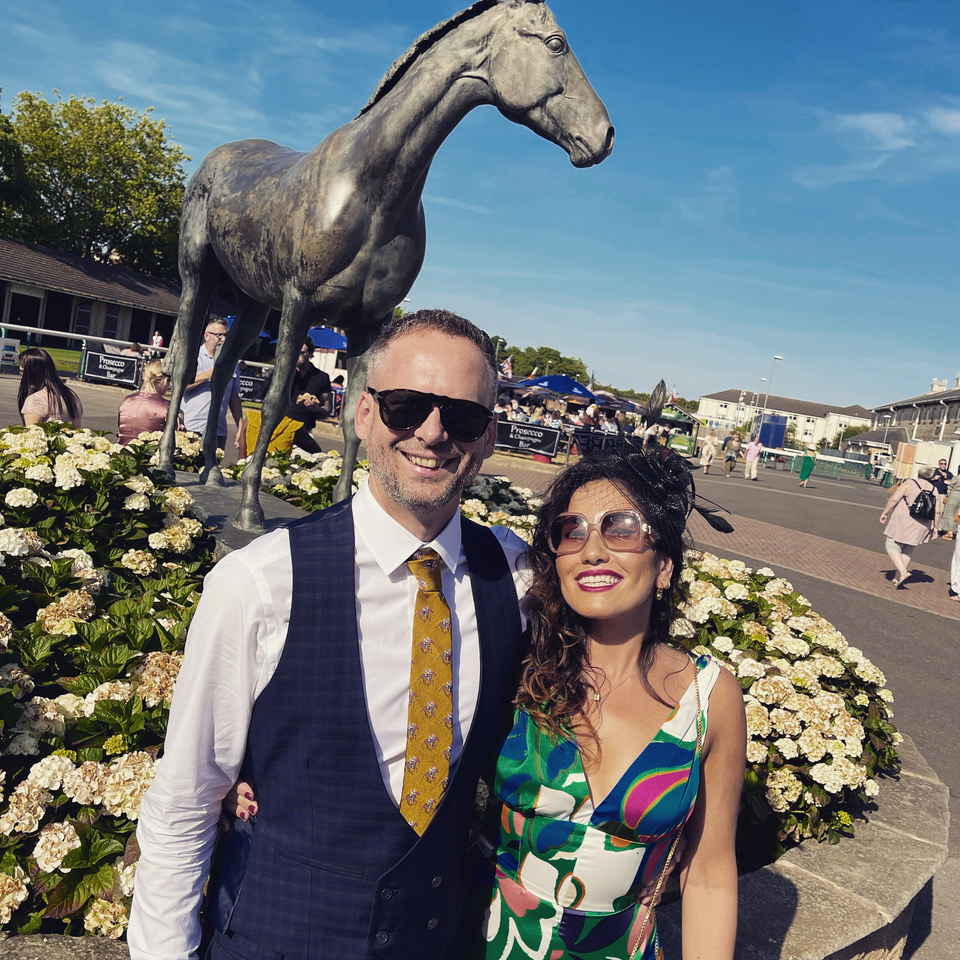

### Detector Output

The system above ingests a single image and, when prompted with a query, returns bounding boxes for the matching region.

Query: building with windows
[872,377,960,445]
[0,237,180,347]
[697,389,873,446]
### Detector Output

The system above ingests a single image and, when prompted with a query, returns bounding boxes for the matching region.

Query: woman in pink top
[117,360,182,445]
[18,348,83,427]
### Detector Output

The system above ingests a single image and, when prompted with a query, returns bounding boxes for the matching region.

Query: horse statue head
[483,0,614,167]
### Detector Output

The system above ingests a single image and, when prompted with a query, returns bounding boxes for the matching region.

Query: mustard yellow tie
[401,547,453,834]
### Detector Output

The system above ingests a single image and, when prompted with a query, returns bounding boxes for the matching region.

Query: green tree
[783,423,801,449]
[492,339,589,383]
[0,90,188,278]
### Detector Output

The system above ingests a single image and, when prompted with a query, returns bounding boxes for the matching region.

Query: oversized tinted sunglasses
[548,510,657,556]
[366,387,494,443]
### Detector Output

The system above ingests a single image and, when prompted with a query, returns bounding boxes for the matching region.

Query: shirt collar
[353,481,462,577]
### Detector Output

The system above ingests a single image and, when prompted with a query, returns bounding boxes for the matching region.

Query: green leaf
[16,634,54,671]
[44,860,114,919]
[15,907,46,935]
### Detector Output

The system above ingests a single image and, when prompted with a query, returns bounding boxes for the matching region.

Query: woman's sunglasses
[548,510,656,555]
[366,387,494,443]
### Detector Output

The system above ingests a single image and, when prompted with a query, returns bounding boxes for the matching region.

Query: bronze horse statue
[159,0,613,530]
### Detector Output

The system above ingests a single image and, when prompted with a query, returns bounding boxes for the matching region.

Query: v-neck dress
[479,653,720,960]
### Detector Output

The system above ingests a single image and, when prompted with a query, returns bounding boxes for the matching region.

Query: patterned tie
[401,547,453,834]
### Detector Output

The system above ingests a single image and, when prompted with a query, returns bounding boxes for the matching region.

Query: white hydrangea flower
[25,754,75,790]
[736,658,766,681]
[0,865,29,924]
[101,751,159,820]
[33,821,82,873]
[62,761,107,806]
[124,493,150,511]
[83,897,129,938]
[774,737,800,759]
[723,582,749,601]
[124,474,155,494]
[712,636,734,654]
[24,463,54,483]
[121,549,157,576]
[112,857,137,898]
[4,487,38,508]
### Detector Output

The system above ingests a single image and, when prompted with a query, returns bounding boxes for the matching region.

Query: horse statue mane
[359,0,503,117]
[157,0,612,531]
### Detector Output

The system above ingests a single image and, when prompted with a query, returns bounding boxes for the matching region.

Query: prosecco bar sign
[81,351,140,388]
[494,420,561,458]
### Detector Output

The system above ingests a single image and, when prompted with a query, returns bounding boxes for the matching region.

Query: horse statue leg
[158,265,219,478]
[332,320,383,503]
[234,296,312,531]
[200,295,269,486]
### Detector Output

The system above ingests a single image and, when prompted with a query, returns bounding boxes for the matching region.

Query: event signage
[495,420,561,457]
[0,338,20,366]
[238,375,269,402]
[82,351,140,388]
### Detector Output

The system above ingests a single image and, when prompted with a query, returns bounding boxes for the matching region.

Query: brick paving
[686,510,960,622]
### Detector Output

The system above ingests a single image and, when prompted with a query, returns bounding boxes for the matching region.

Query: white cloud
[926,107,960,136]
[792,156,891,190]
[424,195,493,215]
[832,112,916,150]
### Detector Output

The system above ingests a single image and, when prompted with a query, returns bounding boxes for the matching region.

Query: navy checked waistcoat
[205,499,523,960]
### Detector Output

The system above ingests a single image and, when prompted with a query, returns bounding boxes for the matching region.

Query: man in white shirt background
[129,311,529,960]
[180,317,246,452]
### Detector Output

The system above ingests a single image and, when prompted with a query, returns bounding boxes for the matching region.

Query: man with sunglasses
[130,310,529,960]
[181,317,246,451]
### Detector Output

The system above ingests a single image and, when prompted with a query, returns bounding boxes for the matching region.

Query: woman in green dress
[477,449,745,960]
[798,446,816,487]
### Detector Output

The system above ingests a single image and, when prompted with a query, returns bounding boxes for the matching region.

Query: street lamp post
[756,356,783,441]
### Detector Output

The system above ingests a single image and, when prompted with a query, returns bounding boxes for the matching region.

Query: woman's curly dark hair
[516,446,695,738]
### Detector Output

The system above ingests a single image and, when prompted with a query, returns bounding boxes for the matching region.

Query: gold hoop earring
[656,587,664,601]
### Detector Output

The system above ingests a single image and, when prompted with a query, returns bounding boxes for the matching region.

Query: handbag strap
[628,670,704,959]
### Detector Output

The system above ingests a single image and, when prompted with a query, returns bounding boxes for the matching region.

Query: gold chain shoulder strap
[628,667,703,959]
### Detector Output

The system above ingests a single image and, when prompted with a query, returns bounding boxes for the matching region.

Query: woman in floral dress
[478,449,745,960]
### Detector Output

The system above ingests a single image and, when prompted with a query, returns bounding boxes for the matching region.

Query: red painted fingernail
[239,811,247,820]
[244,792,254,800]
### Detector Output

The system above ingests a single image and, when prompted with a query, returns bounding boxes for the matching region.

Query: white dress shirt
[128,482,529,960]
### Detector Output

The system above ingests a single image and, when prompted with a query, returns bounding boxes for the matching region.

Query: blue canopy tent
[307,326,347,350]
[514,374,598,402]
[268,326,347,350]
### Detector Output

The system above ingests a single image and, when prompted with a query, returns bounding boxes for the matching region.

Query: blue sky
[2,0,958,408]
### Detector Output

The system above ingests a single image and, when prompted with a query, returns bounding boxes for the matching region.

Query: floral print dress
[479,653,719,960]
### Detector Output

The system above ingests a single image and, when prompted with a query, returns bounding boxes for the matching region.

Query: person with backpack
[879,465,941,588]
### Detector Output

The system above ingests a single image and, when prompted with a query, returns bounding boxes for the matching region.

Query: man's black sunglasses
[366,388,494,442]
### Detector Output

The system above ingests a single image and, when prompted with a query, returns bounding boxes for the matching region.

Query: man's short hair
[205,317,228,332]
[366,309,498,405]
[917,465,936,480]
[303,336,316,354]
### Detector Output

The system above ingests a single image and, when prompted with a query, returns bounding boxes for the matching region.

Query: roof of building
[699,389,873,421]
[0,237,181,316]
[844,426,910,445]
[873,386,960,411]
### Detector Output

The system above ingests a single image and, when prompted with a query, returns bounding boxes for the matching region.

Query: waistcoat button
[427,918,439,930]
[380,888,393,900]
[431,875,442,888]
[375,931,389,945]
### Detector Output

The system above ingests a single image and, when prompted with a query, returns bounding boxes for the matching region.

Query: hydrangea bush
[0,434,901,937]
[676,551,900,865]
[0,424,216,936]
